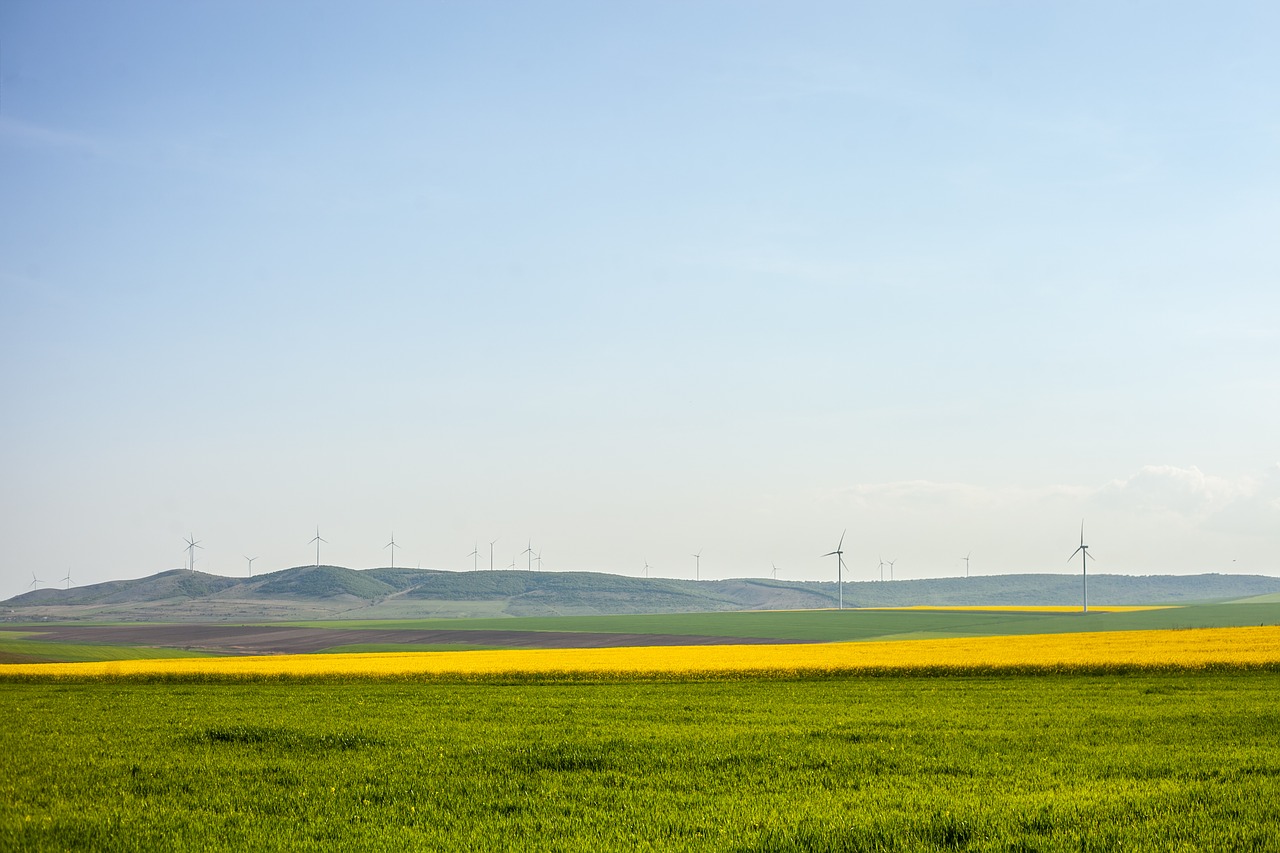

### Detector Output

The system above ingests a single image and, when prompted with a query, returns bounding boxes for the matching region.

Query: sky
[2,2,1278,601]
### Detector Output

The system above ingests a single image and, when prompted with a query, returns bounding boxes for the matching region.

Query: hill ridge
[5,566,1280,623]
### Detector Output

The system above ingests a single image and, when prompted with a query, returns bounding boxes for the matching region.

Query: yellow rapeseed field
[3,625,1279,679]
[866,605,1177,613]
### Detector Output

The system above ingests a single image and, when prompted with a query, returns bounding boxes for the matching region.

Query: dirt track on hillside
[21,625,814,656]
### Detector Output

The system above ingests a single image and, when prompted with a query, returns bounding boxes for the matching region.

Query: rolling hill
[4,566,1280,623]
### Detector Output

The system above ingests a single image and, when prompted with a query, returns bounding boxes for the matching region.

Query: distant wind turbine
[771,563,780,579]
[877,556,885,582]
[29,572,43,591]
[643,559,651,579]
[522,539,534,572]
[1068,520,1096,613]
[310,526,327,567]
[468,543,479,572]
[184,534,203,573]
[692,549,702,581]
[385,532,399,569]
[244,556,257,577]
[534,550,543,572]
[887,559,896,581]
[823,531,847,610]
[62,568,72,589]
[963,551,971,579]
[489,538,499,571]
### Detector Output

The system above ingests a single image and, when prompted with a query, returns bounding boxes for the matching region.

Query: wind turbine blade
[1068,546,1083,561]
[837,529,846,550]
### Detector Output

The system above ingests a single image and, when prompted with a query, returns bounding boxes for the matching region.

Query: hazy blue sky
[3,2,1277,600]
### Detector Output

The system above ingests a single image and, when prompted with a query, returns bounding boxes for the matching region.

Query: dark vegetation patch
[187,724,384,752]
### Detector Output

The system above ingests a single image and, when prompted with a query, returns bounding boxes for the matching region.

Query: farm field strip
[4,625,1279,679]
[865,604,1178,612]
[3,674,1278,850]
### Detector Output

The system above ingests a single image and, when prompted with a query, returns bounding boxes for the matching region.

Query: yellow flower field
[3,625,1279,679]
[866,605,1177,613]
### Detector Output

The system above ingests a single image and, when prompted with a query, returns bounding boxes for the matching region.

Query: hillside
[5,566,1280,623]
[10,563,1280,625]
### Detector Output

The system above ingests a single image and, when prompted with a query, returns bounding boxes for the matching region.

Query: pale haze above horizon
[2,2,1278,602]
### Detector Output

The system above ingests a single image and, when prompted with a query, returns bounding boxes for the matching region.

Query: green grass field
[3,672,1278,851]
[291,600,1280,642]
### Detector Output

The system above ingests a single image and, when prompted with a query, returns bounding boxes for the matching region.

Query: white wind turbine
[877,556,885,582]
[771,563,780,579]
[887,558,896,581]
[534,550,543,572]
[385,532,399,569]
[310,526,327,567]
[692,549,702,581]
[184,534,202,573]
[1068,520,1096,613]
[29,572,43,591]
[244,556,257,577]
[468,543,479,572]
[823,531,847,610]
[62,568,72,589]
[642,559,651,579]
[522,539,534,572]
[963,551,971,578]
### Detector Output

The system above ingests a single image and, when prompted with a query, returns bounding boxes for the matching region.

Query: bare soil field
[17,624,814,656]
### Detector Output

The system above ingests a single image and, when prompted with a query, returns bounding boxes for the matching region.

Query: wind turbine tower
[643,559,651,579]
[244,556,257,577]
[692,549,702,581]
[877,557,885,582]
[887,559,896,581]
[1068,520,1095,613]
[963,552,971,578]
[29,572,43,591]
[310,526,327,567]
[468,543,479,572]
[823,531,847,610]
[489,538,498,571]
[771,563,780,579]
[62,568,72,589]
[184,535,202,573]
[385,533,399,569]
[534,550,543,572]
[522,539,534,572]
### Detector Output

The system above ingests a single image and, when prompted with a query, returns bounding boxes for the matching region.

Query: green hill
[4,567,1279,623]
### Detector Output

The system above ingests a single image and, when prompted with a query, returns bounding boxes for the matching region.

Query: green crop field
[4,672,1278,851]
[292,600,1280,643]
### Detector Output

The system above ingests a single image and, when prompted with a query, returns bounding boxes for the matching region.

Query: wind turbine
[887,559,896,581]
[489,538,499,571]
[534,550,543,572]
[643,559,651,579]
[823,531,847,610]
[963,551,971,578]
[692,549,702,581]
[29,572,43,591]
[62,568,72,589]
[468,543,479,572]
[522,539,534,572]
[771,563,780,579]
[385,532,399,569]
[1068,520,1095,613]
[184,534,203,573]
[244,556,257,577]
[877,556,885,582]
[310,526,327,567]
